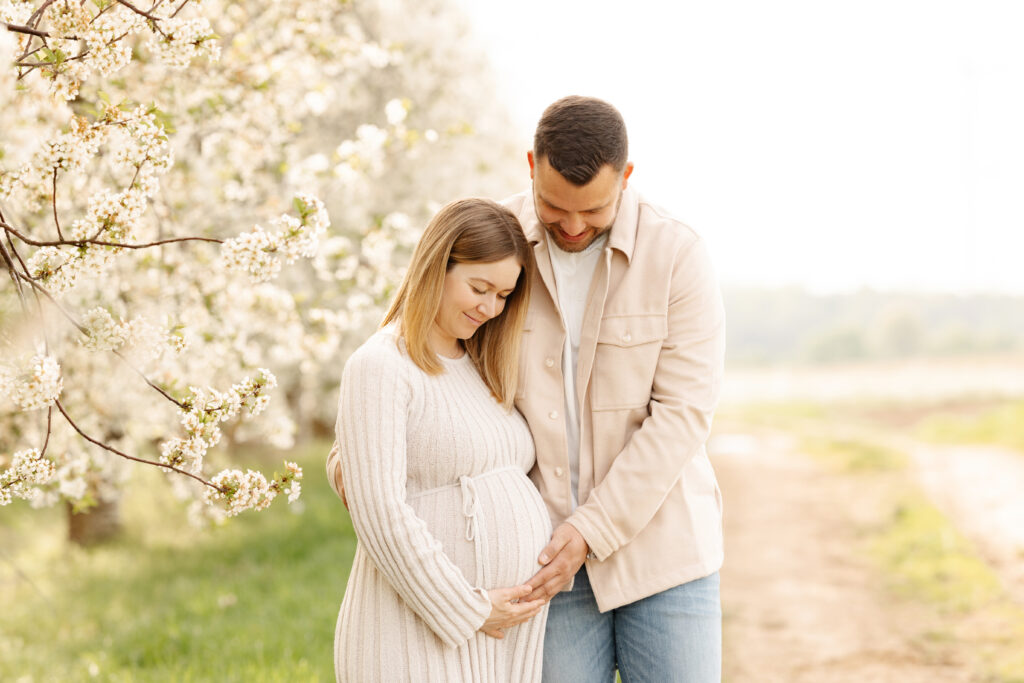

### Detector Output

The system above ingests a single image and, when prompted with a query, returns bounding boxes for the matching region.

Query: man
[329,96,726,682]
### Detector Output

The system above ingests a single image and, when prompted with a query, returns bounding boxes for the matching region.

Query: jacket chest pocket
[591,314,667,411]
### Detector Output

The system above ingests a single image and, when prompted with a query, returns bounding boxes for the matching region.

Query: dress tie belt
[407,466,522,587]
[459,475,481,542]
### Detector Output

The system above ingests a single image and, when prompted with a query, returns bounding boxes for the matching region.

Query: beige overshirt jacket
[503,186,726,612]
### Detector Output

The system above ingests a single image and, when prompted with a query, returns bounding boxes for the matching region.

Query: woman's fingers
[496,583,532,603]
[480,584,547,638]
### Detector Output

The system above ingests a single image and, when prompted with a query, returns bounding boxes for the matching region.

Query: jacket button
[621,332,632,343]
[554,467,564,477]
[545,358,555,367]
[548,410,559,419]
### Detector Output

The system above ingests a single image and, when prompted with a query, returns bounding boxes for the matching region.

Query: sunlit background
[453,0,1024,295]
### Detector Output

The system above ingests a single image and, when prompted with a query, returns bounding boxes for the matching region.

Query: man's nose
[561,213,586,235]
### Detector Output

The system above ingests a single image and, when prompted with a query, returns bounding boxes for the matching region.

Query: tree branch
[13,271,186,410]
[25,0,58,30]
[40,405,53,459]
[51,169,63,241]
[3,21,50,39]
[113,0,169,38]
[0,240,30,312]
[1,221,223,249]
[54,399,226,493]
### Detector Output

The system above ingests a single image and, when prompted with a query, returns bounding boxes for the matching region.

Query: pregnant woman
[330,198,552,682]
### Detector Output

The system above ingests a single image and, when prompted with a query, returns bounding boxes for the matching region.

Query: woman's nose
[477,297,496,318]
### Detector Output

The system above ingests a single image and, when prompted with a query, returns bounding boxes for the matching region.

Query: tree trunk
[67,499,122,546]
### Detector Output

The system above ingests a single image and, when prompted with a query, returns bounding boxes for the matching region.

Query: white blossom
[385,98,408,126]
[0,449,56,506]
[147,16,221,68]
[221,195,329,282]
[1,354,63,411]
[80,308,132,352]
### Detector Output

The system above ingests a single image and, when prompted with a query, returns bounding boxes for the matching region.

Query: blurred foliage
[0,440,353,681]
[724,287,1024,365]
[868,497,1024,680]
[869,497,1003,612]
[800,436,906,472]
[916,401,1024,453]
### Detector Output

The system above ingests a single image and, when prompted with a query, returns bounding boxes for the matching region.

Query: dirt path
[712,432,974,683]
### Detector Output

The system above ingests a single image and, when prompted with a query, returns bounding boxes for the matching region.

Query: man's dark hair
[533,96,629,186]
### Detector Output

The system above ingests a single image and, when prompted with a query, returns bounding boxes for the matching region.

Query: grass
[868,496,1024,681]
[868,496,1002,611]
[800,436,906,472]
[915,400,1024,452]
[0,440,355,682]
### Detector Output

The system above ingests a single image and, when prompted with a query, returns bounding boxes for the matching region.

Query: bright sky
[451,0,1024,294]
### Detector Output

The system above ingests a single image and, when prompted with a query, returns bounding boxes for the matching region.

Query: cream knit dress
[333,326,552,682]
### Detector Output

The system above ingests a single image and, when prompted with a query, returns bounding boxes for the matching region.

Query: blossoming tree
[0,0,521,538]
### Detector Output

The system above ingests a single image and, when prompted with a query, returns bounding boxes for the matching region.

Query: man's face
[529,152,633,253]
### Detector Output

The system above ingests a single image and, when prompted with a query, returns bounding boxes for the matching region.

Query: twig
[0,239,30,312]
[169,0,191,19]
[2,21,51,39]
[113,0,162,21]
[51,169,63,240]
[113,0,169,38]
[113,348,185,408]
[4,230,54,355]
[55,399,225,492]
[1,221,223,249]
[13,272,186,410]
[40,406,53,459]
[25,0,58,30]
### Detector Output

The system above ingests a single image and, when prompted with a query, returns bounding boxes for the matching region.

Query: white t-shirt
[547,233,607,507]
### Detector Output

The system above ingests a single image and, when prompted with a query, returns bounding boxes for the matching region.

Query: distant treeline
[723,287,1024,365]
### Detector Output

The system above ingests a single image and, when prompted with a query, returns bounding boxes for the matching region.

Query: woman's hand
[479,584,546,639]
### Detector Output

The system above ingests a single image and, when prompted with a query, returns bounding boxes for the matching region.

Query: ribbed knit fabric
[334,326,552,682]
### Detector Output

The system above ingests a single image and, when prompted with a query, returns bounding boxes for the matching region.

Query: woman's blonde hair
[382,198,534,408]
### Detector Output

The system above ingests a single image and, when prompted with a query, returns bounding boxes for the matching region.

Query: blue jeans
[542,567,721,683]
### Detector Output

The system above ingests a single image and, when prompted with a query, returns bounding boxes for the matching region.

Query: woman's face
[431,256,522,353]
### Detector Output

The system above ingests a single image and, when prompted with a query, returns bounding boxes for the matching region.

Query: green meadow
[0,441,353,682]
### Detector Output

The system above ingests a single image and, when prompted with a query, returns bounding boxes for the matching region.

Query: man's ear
[621,162,635,189]
[527,150,536,179]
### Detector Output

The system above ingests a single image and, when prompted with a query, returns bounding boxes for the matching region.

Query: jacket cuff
[567,501,619,561]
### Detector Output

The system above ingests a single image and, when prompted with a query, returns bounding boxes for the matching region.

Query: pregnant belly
[408,467,553,590]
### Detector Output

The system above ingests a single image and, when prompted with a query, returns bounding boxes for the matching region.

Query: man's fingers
[537,535,568,565]
[523,578,563,602]
[526,561,560,588]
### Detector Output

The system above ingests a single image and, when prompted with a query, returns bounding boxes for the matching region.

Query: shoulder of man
[633,192,704,251]
[498,189,530,214]
[499,190,536,229]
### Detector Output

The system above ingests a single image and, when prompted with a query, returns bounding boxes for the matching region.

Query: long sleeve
[335,344,492,647]
[567,237,726,560]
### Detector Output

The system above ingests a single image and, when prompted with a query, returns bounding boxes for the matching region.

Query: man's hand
[326,440,348,509]
[523,522,589,602]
